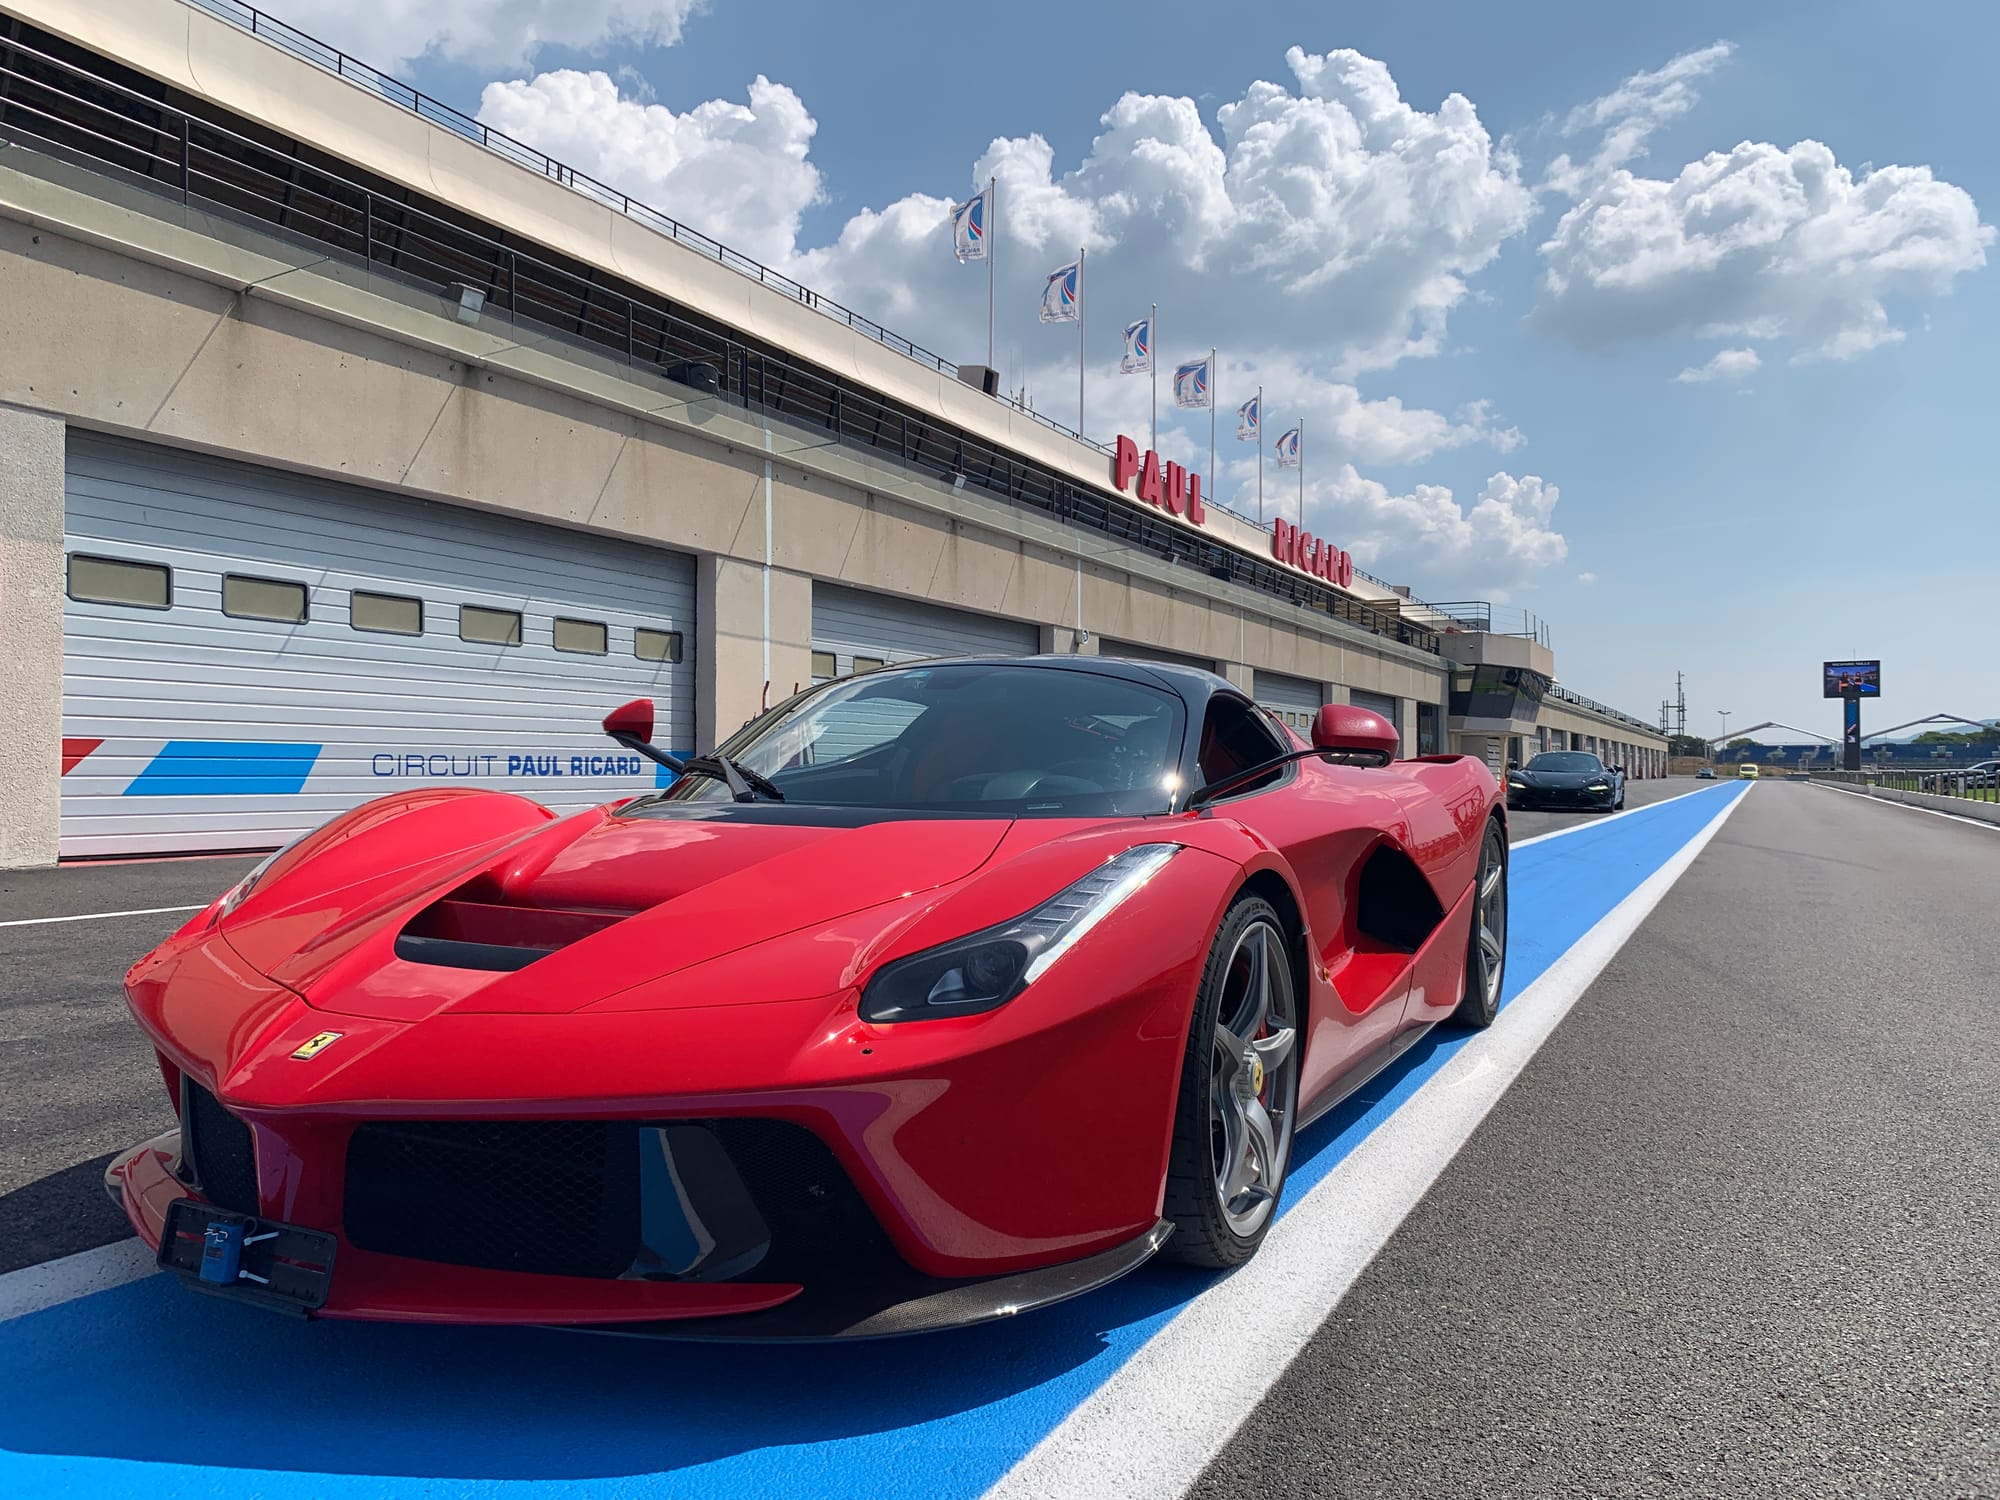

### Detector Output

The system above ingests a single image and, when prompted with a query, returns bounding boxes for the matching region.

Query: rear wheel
[1161,896,1300,1269]
[1451,820,1508,1028]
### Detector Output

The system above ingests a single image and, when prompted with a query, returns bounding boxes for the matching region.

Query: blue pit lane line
[1,783,1747,1500]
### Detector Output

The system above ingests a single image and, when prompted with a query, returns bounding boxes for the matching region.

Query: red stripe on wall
[61,738,104,776]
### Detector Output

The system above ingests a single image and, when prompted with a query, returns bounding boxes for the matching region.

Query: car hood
[220,807,1023,1021]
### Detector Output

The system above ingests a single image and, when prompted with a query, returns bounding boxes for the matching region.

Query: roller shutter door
[60,436,697,857]
[1099,640,1216,673]
[1254,671,1324,734]
[1349,689,1402,749]
[810,583,1037,679]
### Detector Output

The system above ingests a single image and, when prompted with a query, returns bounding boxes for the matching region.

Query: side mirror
[602,698,655,743]
[1310,704,1399,767]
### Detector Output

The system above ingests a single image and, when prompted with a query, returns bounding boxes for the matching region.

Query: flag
[1236,393,1260,441]
[1275,424,1302,468]
[1039,260,1080,323]
[1120,316,1152,374]
[950,189,988,263]
[1172,357,1211,409]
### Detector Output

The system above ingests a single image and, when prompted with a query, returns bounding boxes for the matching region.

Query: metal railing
[0,19,1442,655]
[1546,683,1657,735]
[1430,601,1552,647]
[1813,769,2000,803]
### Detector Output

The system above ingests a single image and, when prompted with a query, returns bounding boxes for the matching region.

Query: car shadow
[0,1152,131,1274]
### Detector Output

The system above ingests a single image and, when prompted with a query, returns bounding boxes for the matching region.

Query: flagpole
[1076,246,1086,438]
[1297,418,1305,526]
[1207,346,1216,505]
[1149,302,1157,452]
[985,175,996,374]
[1256,384,1264,522]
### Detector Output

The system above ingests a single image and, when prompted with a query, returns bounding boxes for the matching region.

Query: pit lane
[3,779,1989,1498]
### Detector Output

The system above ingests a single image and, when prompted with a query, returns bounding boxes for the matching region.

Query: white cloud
[1543,43,1733,195]
[1673,347,1761,383]
[1535,47,1993,364]
[463,45,1553,581]
[1309,466,1568,592]
[478,70,822,266]
[264,0,704,69]
[1577,571,1598,584]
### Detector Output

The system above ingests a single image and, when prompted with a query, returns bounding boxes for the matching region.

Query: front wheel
[1161,896,1301,1269]
[1452,819,1508,1028]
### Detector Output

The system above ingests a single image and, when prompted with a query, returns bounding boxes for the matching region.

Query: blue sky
[267,0,1996,738]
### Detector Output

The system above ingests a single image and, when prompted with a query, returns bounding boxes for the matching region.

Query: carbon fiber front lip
[568,1218,1176,1342]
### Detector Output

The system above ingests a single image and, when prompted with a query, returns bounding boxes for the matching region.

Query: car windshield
[644,663,1187,816]
[1525,752,1604,773]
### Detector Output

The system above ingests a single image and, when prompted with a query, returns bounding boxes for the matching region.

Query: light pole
[1716,709,1731,762]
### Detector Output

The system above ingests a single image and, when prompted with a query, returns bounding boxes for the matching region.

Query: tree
[1668,734,1708,757]
[1726,738,1756,750]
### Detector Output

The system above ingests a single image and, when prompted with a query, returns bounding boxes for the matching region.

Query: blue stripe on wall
[124,741,324,797]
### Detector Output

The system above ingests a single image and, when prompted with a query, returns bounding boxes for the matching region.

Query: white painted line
[1510,779,1734,849]
[986,770,1754,1500]
[1809,780,2000,832]
[0,904,202,930]
[0,1237,156,1323]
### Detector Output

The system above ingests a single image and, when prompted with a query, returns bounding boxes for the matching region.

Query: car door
[1197,696,1419,1101]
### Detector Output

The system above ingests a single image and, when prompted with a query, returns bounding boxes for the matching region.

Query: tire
[1451,819,1508,1028]
[1161,896,1301,1269]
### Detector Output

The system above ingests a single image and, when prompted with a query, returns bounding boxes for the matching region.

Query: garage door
[60,436,697,856]
[1099,640,1217,673]
[810,583,1037,681]
[1255,670,1323,733]
[1349,689,1402,748]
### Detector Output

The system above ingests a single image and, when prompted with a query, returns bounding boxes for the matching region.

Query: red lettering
[1113,434,1140,492]
[1337,549,1353,588]
[1272,518,1292,562]
[1187,472,1204,524]
[1164,462,1187,516]
[1318,545,1334,581]
[1300,533,1317,574]
[1138,450,1163,507]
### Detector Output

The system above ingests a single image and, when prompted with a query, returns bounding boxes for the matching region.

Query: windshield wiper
[681,753,785,802]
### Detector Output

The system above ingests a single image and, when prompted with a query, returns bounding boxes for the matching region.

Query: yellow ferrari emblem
[1249,1057,1265,1094]
[291,1031,344,1060]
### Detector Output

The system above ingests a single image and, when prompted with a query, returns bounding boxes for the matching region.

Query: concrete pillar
[695,556,812,753]
[0,405,64,870]
[1221,662,1255,694]
[1041,625,1097,655]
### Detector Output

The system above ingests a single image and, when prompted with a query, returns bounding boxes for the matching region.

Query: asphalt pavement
[1190,783,1999,1499]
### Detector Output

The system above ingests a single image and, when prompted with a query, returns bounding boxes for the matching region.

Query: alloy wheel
[1208,918,1299,1239]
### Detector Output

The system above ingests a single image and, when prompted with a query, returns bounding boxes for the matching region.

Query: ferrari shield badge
[291,1031,344,1060]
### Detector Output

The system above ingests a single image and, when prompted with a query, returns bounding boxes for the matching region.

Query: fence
[1812,770,2000,804]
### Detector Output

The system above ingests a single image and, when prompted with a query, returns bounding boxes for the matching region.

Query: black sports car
[1507,750,1625,812]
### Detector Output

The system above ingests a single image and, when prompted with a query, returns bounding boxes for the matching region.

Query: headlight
[1585,781,1610,792]
[1507,774,1527,785]
[859,844,1181,1023]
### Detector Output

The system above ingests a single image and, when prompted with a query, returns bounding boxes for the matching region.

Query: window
[635,628,683,664]
[1416,702,1441,757]
[68,555,170,609]
[1198,695,1288,795]
[810,650,838,682]
[460,605,522,645]
[554,617,608,655]
[222,574,309,623]
[352,591,423,635]
[852,656,886,675]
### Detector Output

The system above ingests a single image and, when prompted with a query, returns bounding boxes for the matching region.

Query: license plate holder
[157,1198,336,1317]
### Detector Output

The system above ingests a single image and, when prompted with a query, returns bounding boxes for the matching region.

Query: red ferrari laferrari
[107,656,1506,1337]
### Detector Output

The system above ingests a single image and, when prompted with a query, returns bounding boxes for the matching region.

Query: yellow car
[1739,763,1760,779]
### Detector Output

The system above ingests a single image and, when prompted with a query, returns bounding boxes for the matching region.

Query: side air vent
[1354,845,1446,954]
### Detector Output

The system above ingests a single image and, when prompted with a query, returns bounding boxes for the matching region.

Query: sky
[251,0,1997,740]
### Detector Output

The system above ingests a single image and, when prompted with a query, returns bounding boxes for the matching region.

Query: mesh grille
[181,1082,260,1215]
[344,1120,641,1279]
[705,1119,895,1284]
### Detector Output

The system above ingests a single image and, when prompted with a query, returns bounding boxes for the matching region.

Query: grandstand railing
[1545,684,1655,735]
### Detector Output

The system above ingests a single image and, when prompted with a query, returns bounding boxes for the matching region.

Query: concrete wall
[0,156,1447,864]
[0,405,65,867]
[1814,780,2000,826]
